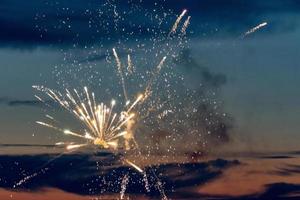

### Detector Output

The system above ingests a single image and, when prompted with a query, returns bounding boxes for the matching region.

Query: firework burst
[22,7,192,199]
[33,85,144,151]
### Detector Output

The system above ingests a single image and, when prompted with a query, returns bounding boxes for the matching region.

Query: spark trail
[113,48,128,101]
[169,9,187,36]
[120,173,129,199]
[181,16,191,36]
[242,22,268,38]
[127,54,134,74]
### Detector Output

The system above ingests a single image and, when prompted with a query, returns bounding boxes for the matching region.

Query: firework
[32,45,171,178]
[33,85,144,151]
[120,173,129,199]
[127,54,134,74]
[242,22,268,38]
[144,56,167,98]
[27,7,192,199]
[169,9,187,36]
[13,168,49,188]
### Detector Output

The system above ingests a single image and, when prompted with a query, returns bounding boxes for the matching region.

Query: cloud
[0,97,51,107]
[259,155,294,160]
[252,182,300,200]
[75,50,128,64]
[0,144,56,148]
[7,100,43,107]
[0,153,239,196]
[76,54,108,64]
[274,164,300,176]
[2,153,299,199]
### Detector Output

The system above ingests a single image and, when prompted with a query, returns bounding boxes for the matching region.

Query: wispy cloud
[0,97,51,107]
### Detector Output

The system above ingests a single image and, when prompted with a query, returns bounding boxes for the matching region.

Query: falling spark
[120,174,129,199]
[124,159,143,173]
[242,22,268,38]
[157,56,167,71]
[45,115,54,120]
[143,172,151,192]
[34,95,44,103]
[112,48,122,70]
[181,16,191,35]
[36,121,58,130]
[157,180,168,200]
[127,54,134,74]
[169,9,187,36]
[13,168,49,188]
[144,56,167,98]
[113,48,128,101]
[55,142,65,145]
[66,143,88,150]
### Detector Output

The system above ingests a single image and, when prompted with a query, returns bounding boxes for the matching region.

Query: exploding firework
[31,49,170,199]
[33,85,143,151]
[19,6,192,199]
[33,46,171,155]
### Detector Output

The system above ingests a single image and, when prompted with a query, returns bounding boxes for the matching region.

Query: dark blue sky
[0,0,299,48]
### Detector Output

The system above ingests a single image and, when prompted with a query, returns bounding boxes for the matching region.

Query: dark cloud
[253,182,300,200]
[0,0,299,49]
[2,153,300,199]
[0,153,238,197]
[75,50,128,64]
[259,155,294,159]
[274,164,300,176]
[76,54,108,64]
[0,97,52,107]
[8,100,44,107]
[0,144,56,148]
[203,182,300,200]
[288,151,300,155]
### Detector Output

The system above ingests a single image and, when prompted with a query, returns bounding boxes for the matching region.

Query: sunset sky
[1,1,300,200]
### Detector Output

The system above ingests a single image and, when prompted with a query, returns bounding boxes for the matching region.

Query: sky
[0,0,300,152]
